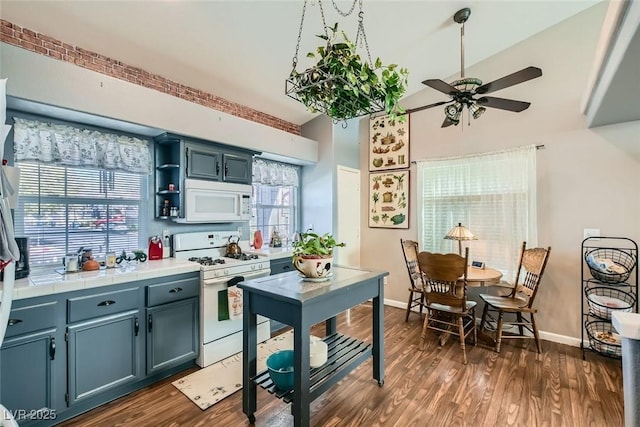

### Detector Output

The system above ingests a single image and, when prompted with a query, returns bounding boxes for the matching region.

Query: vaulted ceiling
[2,1,608,127]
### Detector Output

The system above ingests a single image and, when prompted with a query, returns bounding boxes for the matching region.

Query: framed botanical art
[369,114,409,171]
[369,170,409,229]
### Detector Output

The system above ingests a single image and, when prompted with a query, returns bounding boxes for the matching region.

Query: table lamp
[443,222,477,255]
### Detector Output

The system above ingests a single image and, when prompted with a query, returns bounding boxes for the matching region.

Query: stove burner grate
[188,256,226,266]
[226,253,259,261]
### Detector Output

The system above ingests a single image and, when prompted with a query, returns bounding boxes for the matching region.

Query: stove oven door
[201,270,269,345]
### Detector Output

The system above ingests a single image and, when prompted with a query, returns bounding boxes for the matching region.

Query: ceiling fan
[407,7,542,127]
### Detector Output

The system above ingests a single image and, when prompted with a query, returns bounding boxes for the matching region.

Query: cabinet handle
[283,265,291,270]
[7,318,22,326]
[50,337,56,360]
[216,161,220,175]
[224,163,228,176]
[148,314,153,332]
[134,317,140,336]
[169,287,183,293]
[97,300,116,307]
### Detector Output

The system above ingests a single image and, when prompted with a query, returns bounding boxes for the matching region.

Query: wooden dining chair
[417,248,476,364]
[400,239,426,322]
[478,242,551,353]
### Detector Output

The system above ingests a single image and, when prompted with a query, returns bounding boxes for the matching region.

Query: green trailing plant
[292,232,346,258]
[288,23,408,123]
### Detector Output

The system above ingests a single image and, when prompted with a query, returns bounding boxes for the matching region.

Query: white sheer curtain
[416,145,537,280]
[12,117,152,174]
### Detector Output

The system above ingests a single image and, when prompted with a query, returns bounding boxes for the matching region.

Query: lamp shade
[444,223,477,241]
[443,223,477,255]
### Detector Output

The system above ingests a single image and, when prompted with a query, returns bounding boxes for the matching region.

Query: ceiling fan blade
[405,100,451,115]
[422,79,461,96]
[475,66,542,95]
[441,116,457,128]
[477,96,531,112]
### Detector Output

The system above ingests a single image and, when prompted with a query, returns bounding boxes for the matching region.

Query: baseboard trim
[383,298,582,348]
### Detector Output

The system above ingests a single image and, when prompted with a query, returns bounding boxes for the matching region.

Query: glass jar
[106,251,117,268]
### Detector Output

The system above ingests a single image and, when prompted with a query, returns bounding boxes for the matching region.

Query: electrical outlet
[237,226,243,238]
[584,228,600,240]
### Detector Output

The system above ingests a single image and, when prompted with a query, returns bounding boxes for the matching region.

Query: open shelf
[252,333,372,404]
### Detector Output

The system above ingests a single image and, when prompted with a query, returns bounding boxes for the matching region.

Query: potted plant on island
[286,23,409,123]
[292,232,345,280]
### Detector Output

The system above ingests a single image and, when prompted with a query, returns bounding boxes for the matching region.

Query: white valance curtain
[252,158,300,186]
[416,145,537,281]
[12,117,153,174]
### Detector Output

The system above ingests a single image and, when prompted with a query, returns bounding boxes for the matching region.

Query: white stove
[173,231,271,367]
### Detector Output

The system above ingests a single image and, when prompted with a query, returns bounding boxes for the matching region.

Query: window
[416,145,537,280]
[10,115,152,268]
[13,163,148,267]
[250,159,300,246]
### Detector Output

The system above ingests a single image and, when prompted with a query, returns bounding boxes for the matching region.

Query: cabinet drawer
[68,288,139,323]
[270,258,294,275]
[4,302,57,338]
[146,277,199,307]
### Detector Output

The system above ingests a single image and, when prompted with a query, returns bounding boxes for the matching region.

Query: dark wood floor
[59,303,624,427]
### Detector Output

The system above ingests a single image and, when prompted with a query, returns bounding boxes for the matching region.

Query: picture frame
[369,114,410,171]
[368,170,409,229]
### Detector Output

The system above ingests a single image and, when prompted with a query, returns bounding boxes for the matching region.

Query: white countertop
[1,258,201,301]
[248,247,294,260]
[612,312,640,340]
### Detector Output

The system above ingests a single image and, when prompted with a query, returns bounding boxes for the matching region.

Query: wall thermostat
[471,260,485,269]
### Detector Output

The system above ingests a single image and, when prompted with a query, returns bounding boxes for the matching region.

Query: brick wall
[0,19,302,136]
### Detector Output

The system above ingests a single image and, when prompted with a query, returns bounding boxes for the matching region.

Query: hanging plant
[286,21,408,123]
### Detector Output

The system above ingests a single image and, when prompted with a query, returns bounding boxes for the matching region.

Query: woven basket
[585,320,621,358]
[585,248,636,284]
[585,287,635,319]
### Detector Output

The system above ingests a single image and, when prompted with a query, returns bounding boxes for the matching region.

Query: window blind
[417,145,537,280]
[250,159,300,246]
[14,162,148,267]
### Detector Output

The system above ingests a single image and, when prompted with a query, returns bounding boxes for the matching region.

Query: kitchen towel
[227,285,243,320]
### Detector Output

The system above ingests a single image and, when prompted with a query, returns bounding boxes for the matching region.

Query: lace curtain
[12,117,153,174]
[252,158,300,186]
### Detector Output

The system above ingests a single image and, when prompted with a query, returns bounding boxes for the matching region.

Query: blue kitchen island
[240,266,388,427]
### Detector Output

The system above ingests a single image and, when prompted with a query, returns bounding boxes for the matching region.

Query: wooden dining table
[464,267,503,287]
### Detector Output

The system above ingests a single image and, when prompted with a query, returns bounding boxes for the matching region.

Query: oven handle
[202,270,269,286]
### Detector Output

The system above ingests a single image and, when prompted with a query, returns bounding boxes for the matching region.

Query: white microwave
[180,179,252,223]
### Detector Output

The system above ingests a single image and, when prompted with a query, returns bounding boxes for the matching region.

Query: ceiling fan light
[470,104,486,119]
[445,103,462,121]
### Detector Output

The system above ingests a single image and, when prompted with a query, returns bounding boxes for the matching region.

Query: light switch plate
[584,228,600,240]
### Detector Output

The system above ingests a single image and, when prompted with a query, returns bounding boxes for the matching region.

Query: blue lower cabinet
[67,310,142,405]
[0,330,57,418]
[146,297,198,375]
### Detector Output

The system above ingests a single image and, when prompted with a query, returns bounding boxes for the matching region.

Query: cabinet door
[0,330,57,417]
[146,298,198,376]
[67,310,142,405]
[186,146,221,180]
[270,258,294,275]
[223,152,252,184]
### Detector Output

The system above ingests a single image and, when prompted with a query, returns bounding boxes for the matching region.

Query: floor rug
[172,331,293,410]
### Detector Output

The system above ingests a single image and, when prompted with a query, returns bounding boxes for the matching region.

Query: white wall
[358,3,640,340]
[300,115,334,235]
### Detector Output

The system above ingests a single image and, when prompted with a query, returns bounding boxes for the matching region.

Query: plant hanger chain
[291,0,309,71]
[291,0,373,71]
[331,0,358,16]
[354,0,373,67]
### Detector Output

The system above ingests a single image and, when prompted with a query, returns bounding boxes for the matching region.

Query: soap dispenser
[162,229,171,259]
